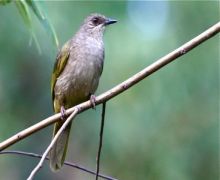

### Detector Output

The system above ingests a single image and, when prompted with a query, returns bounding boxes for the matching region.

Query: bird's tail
[49,120,72,171]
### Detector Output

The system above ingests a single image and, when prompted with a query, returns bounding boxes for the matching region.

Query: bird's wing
[51,41,70,101]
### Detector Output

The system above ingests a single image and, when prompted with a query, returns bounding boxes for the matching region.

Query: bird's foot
[60,106,66,121]
[90,94,96,110]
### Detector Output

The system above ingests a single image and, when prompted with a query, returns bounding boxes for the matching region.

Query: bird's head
[80,13,117,38]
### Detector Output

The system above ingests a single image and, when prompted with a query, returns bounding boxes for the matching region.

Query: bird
[49,13,117,171]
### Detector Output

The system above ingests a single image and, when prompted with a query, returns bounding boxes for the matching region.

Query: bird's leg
[90,94,96,110]
[60,106,66,121]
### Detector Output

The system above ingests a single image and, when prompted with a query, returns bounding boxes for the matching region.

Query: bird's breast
[54,38,104,107]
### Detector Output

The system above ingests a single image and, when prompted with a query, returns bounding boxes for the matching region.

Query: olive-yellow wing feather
[50,41,71,171]
[51,42,70,102]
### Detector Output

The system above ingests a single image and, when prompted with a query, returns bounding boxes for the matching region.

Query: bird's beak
[104,18,117,26]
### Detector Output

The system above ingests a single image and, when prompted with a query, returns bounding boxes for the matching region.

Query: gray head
[79,13,117,38]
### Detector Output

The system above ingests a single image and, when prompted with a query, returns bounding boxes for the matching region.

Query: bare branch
[0,21,219,151]
[96,102,106,180]
[0,150,117,180]
[0,113,61,151]
[27,108,78,180]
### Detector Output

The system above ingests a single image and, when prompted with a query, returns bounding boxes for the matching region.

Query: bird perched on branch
[49,13,117,171]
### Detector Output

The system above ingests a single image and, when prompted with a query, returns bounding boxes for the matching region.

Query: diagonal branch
[0,150,117,180]
[0,21,219,151]
[27,108,78,180]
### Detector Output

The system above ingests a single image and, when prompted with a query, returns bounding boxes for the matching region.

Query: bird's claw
[61,106,66,121]
[90,94,96,110]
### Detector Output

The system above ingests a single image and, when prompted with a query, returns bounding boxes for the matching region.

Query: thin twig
[27,108,78,180]
[96,102,106,180]
[0,22,219,151]
[0,150,117,180]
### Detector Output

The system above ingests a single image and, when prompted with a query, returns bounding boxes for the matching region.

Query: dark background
[0,1,219,180]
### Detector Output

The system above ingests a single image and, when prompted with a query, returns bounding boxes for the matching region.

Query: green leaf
[14,0,41,53]
[2,0,58,52]
[14,0,31,28]
[26,0,59,49]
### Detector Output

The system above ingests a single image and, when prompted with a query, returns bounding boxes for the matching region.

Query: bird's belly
[55,58,102,108]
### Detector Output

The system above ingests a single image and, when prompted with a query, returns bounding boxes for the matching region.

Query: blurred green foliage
[0,1,219,180]
[2,0,58,52]
[0,0,11,5]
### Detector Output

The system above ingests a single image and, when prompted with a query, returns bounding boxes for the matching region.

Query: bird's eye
[92,17,99,26]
